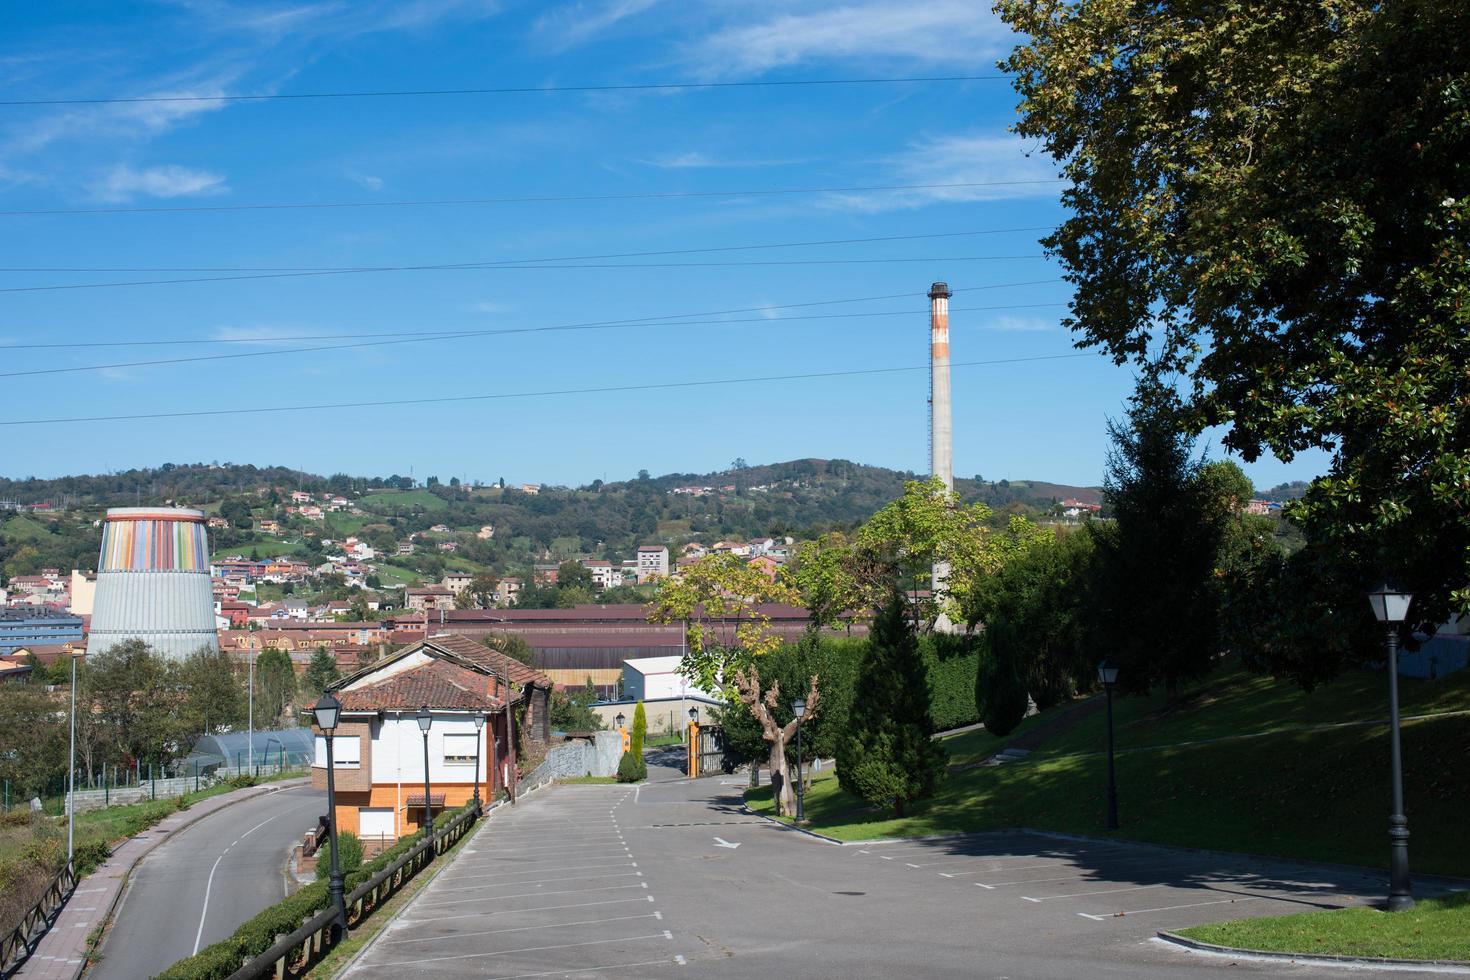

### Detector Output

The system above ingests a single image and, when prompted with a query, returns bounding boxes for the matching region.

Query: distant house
[580,559,621,590]
[442,572,474,594]
[406,587,456,612]
[1060,498,1103,519]
[519,484,541,495]
[747,555,780,582]
[636,545,669,582]
[313,633,552,843]
[495,578,523,604]
[532,564,559,587]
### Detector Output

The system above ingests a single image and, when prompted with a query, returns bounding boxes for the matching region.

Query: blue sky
[0,1,1326,491]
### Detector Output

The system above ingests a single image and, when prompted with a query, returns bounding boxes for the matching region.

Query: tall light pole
[67,652,79,861]
[471,712,485,807]
[1368,583,1415,911]
[417,705,434,834]
[247,649,256,773]
[312,692,346,929]
[791,698,807,823]
[1098,660,1119,831]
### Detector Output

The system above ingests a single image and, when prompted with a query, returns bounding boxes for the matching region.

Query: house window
[442,733,478,764]
[313,734,361,768]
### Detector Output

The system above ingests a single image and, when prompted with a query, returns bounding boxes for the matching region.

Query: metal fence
[0,861,75,975]
[225,800,481,980]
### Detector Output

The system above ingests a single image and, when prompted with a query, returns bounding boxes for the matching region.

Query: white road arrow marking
[713,837,741,849]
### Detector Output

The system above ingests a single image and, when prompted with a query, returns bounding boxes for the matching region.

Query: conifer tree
[631,701,647,758]
[976,616,1028,737]
[837,593,948,816]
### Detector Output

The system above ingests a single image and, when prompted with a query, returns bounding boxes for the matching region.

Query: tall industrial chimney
[928,281,954,492]
[929,281,957,632]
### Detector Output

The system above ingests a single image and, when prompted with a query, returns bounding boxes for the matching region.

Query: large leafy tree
[998,1,1470,634]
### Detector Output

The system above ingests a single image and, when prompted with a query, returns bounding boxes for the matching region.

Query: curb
[84,778,309,979]
[1156,931,1470,974]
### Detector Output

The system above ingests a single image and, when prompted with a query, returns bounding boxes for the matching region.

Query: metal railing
[226,801,481,980]
[0,861,76,975]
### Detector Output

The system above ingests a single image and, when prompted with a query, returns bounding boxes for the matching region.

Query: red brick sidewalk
[13,779,308,980]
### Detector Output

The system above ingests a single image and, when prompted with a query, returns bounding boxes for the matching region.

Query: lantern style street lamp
[1368,582,1415,911]
[472,712,485,807]
[616,712,626,729]
[791,698,807,823]
[1097,660,1119,831]
[688,706,698,723]
[416,705,434,836]
[312,692,346,929]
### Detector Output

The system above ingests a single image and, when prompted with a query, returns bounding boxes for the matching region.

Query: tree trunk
[768,735,794,817]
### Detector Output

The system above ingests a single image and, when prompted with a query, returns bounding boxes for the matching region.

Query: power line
[0,179,1065,218]
[0,352,1096,427]
[0,300,1070,379]
[0,74,1006,108]
[0,228,1052,272]
[0,279,1065,350]
[0,254,1049,294]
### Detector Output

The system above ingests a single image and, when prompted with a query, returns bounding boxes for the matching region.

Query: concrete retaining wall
[522,732,622,790]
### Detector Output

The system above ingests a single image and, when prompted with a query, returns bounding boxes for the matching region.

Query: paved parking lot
[344,765,1462,979]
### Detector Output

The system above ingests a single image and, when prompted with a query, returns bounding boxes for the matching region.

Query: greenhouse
[180,727,315,776]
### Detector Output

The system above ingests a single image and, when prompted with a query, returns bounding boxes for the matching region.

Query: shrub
[316,831,362,881]
[976,617,1029,737]
[615,750,646,783]
[631,701,647,758]
[836,594,947,816]
[71,840,111,876]
[227,774,258,789]
[923,634,980,731]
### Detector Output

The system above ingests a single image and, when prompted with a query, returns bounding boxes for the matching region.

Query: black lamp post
[472,712,485,808]
[312,691,346,929]
[416,705,433,836]
[1097,660,1119,831]
[616,711,626,730]
[791,698,807,823]
[1368,582,1415,911]
[688,706,698,724]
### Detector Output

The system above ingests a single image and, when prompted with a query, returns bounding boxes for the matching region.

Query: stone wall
[521,731,622,790]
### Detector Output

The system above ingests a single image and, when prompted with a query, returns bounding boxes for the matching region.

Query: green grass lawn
[1,515,51,541]
[1177,893,1470,961]
[374,561,425,587]
[1036,664,1470,759]
[555,775,619,784]
[749,692,1470,876]
[359,489,448,514]
[210,538,306,561]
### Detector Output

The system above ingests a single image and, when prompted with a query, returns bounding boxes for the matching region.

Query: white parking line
[434,872,643,893]
[379,913,660,945]
[1077,896,1264,921]
[415,882,649,910]
[372,932,671,967]
[1023,883,1171,902]
[441,861,635,882]
[399,895,654,926]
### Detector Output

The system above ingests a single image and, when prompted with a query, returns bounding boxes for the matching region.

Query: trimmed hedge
[922,634,981,732]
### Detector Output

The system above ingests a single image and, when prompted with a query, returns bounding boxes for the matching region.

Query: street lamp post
[67,652,78,862]
[1368,583,1415,911]
[1097,660,1119,831]
[247,649,255,773]
[311,692,346,929]
[416,705,434,835]
[472,712,485,807]
[791,698,807,823]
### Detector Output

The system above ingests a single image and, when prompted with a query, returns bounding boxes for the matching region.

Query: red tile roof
[337,658,502,712]
[424,632,553,688]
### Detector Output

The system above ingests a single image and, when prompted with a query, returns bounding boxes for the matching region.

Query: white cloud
[823,133,1060,212]
[210,325,316,346]
[469,301,510,314]
[639,150,810,169]
[534,0,661,50]
[687,1,1012,78]
[92,164,227,201]
[351,173,385,190]
[986,314,1057,333]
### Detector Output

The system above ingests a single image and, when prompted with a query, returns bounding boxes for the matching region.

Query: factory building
[87,506,219,660]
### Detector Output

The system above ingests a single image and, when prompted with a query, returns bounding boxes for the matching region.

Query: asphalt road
[91,784,326,980]
[344,759,1462,980]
